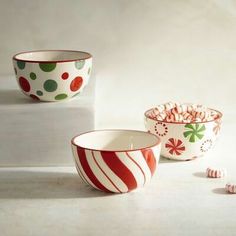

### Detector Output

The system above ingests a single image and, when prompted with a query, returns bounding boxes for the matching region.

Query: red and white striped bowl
[71,130,161,193]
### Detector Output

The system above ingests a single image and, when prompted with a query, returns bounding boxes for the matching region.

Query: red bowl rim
[144,107,223,124]
[71,129,161,152]
[12,50,92,63]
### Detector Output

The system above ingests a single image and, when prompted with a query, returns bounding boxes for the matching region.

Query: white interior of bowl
[14,50,91,62]
[73,130,160,151]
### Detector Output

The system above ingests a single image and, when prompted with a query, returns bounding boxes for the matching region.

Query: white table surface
[0,122,236,236]
[0,75,95,166]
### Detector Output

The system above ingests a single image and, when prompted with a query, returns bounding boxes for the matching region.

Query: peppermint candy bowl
[12,50,92,102]
[71,130,161,193]
[144,107,222,161]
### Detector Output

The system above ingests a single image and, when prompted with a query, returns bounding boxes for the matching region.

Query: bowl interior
[14,50,91,62]
[72,130,160,151]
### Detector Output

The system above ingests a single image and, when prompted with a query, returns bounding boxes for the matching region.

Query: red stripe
[141,148,156,176]
[126,152,146,186]
[77,147,111,192]
[101,151,137,191]
[73,147,90,185]
[91,151,122,193]
[74,159,90,185]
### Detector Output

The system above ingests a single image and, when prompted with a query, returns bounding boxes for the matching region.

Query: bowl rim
[71,129,161,152]
[12,50,92,63]
[144,107,223,124]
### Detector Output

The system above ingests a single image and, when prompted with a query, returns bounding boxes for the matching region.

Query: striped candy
[72,145,160,193]
[225,183,236,194]
[147,102,220,123]
[206,167,227,178]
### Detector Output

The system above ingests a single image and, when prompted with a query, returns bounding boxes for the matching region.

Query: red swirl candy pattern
[72,145,160,193]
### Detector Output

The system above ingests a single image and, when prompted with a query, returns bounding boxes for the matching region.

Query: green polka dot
[55,93,68,100]
[30,72,37,80]
[39,63,56,72]
[43,80,58,92]
[36,90,43,96]
[75,60,85,70]
[17,61,25,70]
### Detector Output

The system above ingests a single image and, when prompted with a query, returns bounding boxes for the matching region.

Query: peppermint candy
[225,183,236,194]
[148,102,220,123]
[206,167,227,178]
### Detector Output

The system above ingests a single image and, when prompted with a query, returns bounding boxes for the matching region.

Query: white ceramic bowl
[71,130,161,193]
[12,50,92,101]
[145,108,222,161]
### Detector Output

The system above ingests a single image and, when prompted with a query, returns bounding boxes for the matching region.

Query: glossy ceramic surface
[12,50,92,101]
[71,130,161,193]
[145,108,222,161]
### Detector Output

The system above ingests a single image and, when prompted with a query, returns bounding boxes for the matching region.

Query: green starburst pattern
[183,124,206,143]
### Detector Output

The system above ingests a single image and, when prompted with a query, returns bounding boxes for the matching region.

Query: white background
[1,2,236,235]
[0,0,236,128]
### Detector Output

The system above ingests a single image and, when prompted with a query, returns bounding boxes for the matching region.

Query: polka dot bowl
[144,107,222,161]
[12,50,92,101]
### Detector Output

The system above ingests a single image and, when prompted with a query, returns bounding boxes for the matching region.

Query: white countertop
[1,121,236,236]
[0,75,95,166]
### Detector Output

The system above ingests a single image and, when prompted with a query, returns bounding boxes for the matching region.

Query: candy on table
[148,102,219,123]
[206,167,227,178]
[225,183,236,194]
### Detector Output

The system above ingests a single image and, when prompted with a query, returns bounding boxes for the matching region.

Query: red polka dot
[61,72,69,80]
[30,94,40,100]
[70,76,83,91]
[19,77,30,92]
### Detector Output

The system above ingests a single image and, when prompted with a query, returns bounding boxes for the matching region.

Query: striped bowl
[71,130,161,193]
